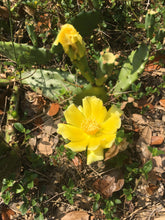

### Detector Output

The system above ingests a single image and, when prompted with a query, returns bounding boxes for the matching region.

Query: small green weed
[123,160,153,201]
[62,178,82,205]
[148,146,165,156]
[14,122,31,144]
[123,188,133,201]
[89,193,101,212]
[89,193,121,219]
[49,145,65,164]
[140,160,153,180]
[1,170,48,219]
[145,86,160,96]
[65,148,77,160]
[103,199,121,220]
[115,128,125,145]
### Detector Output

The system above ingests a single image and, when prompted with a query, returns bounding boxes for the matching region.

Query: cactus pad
[113,44,150,96]
[0,41,52,65]
[21,69,87,101]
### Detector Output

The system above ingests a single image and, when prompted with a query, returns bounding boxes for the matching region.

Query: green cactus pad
[113,44,150,96]
[96,51,116,86]
[73,85,109,105]
[155,28,165,43]
[21,69,87,101]
[69,10,102,37]
[145,10,157,39]
[0,41,52,65]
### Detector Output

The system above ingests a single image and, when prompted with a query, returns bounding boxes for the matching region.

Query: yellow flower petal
[105,105,122,120]
[87,147,104,165]
[55,24,79,46]
[82,96,107,123]
[100,133,116,149]
[102,105,122,134]
[64,104,84,127]
[57,124,87,141]
[65,139,88,152]
[88,136,101,151]
[102,116,121,135]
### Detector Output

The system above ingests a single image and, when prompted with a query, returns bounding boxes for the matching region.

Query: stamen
[81,119,100,135]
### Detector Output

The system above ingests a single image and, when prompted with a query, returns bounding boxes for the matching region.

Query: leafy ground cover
[0,0,165,219]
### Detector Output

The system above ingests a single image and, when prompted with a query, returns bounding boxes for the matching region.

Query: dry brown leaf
[141,126,152,145]
[72,156,82,168]
[23,5,35,16]
[25,91,46,114]
[61,211,92,220]
[144,63,160,72]
[159,99,165,108]
[144,54,165,72]
[148,169,161,184]
[152,67,165,76]
[29,136,37,150]
[152,154,165,177]
[47,103,60,116]
[74,194,92,210]
[151,136,164,145]
[146,183,158,195]
[131,114,148,125]
[104,144,119,161]
[153,156,163,169]
[104,138,128,161]
[121,97,134,110]
[120,102,127,110]
[1,206,15,220]
[119,138,129,151]
[136,126,152,164]
[93,168,124,198]
[42,117,59,135]
[127,97,134,103]
[37,136,53,155]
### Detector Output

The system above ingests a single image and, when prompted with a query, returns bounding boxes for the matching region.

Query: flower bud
[54,24,86,61]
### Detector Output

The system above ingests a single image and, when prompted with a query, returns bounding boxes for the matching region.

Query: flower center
[81,119,100,135]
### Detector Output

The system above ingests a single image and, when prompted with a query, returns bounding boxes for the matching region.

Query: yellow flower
[54,24,86,61]
[57,96,122,165]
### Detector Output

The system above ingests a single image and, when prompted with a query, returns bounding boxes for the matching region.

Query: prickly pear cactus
[72,56,95,85]
[96,50,116,86]
[73,85,108,105]
[26,23,38,47]
[69,10,101,37]
[113,44,150,96]
[0,41,52,65]
[21,69,87,101]
[155,28,165,43]
[145,10,157,39]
